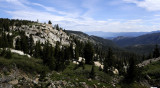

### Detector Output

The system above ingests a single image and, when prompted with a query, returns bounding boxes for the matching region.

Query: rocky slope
[138,57,160,67]
[11,23,71,47]
[66,30,117,48]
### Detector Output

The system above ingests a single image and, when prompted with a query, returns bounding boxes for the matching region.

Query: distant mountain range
[113,32,160,47]
[86,30,160,39]
[67,30,160,55]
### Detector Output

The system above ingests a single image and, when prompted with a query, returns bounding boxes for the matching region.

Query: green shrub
[0,53,49,74]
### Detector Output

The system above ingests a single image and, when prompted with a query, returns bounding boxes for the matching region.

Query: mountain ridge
[113,32,160,47]
[86,30,160,39]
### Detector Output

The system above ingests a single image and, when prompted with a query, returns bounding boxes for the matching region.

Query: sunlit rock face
[10,24,71,47]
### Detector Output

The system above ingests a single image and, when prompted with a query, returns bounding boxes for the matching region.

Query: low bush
[0,53,49,74]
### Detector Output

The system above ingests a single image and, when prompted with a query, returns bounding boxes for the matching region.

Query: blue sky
[0,0,160,32]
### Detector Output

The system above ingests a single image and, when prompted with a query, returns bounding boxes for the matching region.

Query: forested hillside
[0,18,159,88]
[113,32,160,47]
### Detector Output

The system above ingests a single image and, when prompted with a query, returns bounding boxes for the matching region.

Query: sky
[0,0,160,32]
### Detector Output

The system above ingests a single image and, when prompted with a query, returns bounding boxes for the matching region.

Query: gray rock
[93,84,97,88]
[8,79,18,85]
[0,83,12,88]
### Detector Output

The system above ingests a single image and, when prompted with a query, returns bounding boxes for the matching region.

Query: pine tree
[15,38,21,50]
[7,33,13,48]
[42,41,55,70]
[21,36,29,54]
[153,44,160,58]
[1,32,9,48]
[34,41,42,58]
[69,43,74,59]
[123,57,139,83]
[103,48,114,73]
[64,46,71,61]
[55,24,59,30]
[75,46,79,60]
[5,49,12,59]
[90,65,95,79]
[54,41,61,71]
[28,35,34,55]
[0,48,6,56]
[84,42,94,64]
[54,41,60,59]
[48,20,52,24]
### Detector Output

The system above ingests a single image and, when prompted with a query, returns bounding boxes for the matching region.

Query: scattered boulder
[93,84,97,88]
[8,79,18,85]
[33,78,39,84]
[113,69,119,75]
[94,61,104,69]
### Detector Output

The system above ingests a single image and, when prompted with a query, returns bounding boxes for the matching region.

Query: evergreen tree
[89,65,95,79]
[34,41,42,58]
[55,24,59,30]
[69,43,74,59]
[54,42,68,71]
[103,57,109,73]
[153,44,160,58]
[5,49,12,59]
[54,41,60,59]
[48,20,52,24]
[99,66,102,71]
[123,57,139,83]
[15,38,21,50]
[0,49,12,59]
[7,33,13,48]
[1,32,9,48]
[103,48,114,73]
[28,35,34,55]
[84,42,94,64]
[75,46,79,60]
[54,41,61,71]
[21,36,29,54]
[42,41,55,70]
[64,46,71,61]
[147,53,152,59]
[58,48,66,71]
[0,48,6,56]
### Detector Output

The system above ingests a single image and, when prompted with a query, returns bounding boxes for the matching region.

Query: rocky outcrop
[10,49,31,58]
[69,32,96,44]
[138,57,160,67]
[94,61,104,69]
[10,24,71,47]
[0,66,100,88]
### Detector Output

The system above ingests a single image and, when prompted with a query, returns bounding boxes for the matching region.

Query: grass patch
[0,53,49,74]
[50,63,112,88]
[143,61,160,79]
[120,83,148,88]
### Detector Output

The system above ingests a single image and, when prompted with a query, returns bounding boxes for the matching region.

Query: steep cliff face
[10,23,71,47]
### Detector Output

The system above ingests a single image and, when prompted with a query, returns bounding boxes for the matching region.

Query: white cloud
[32,3,68,15]
[1,0,160,32]
[123,0,160,11]
[6,8,160,32]
[4,0,29,9]
[154,14,160,17]
[6,10,65,21]
[81,0,100,17]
